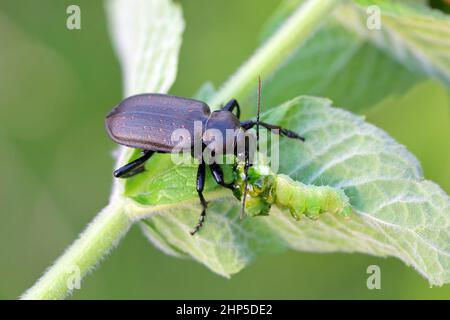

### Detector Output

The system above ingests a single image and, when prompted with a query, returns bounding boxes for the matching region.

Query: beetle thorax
[203,111,241,155]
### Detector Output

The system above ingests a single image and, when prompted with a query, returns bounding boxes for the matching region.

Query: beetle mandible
[105,91,304,235]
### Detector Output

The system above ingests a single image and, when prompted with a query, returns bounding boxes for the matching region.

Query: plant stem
[208,0,341,108]
[20,0,341,300]
[21,199,131,300]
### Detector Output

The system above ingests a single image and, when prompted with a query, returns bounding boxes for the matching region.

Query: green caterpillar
[233,162,352,220]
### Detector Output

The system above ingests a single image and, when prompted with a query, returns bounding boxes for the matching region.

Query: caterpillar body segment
[232,162,352,220]
[274,174,352,220]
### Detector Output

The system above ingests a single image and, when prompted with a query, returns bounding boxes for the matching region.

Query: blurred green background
[0,0,449,299]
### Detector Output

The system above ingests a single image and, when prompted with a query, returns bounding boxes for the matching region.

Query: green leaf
[20,0,187,300]
[261,97,450,286]
[246,0,450,115]
[336,0,450,86]
[130,96,450,285]
[257,21,421,113]
[106,0,449,286]
[107,0,185,96]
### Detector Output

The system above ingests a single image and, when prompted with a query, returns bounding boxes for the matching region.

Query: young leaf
[260,96,450,286]
[21,0,187,300]
[107,0,184,96]
[21,0,187,301]
[256,22,421,113]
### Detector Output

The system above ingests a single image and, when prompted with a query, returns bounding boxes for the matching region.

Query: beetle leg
[222,99,241,119]
[113,150,155,178]
[241,120,305,141]
[209,163,234,190]
[191,162,208,235]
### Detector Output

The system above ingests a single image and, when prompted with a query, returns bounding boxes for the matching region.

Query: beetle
[105,92,304,235]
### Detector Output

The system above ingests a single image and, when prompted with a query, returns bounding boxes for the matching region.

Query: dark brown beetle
[106,93,304,234]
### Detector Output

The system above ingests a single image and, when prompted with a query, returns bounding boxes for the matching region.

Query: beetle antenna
[241,77,261,218]
[256,76,261,153]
